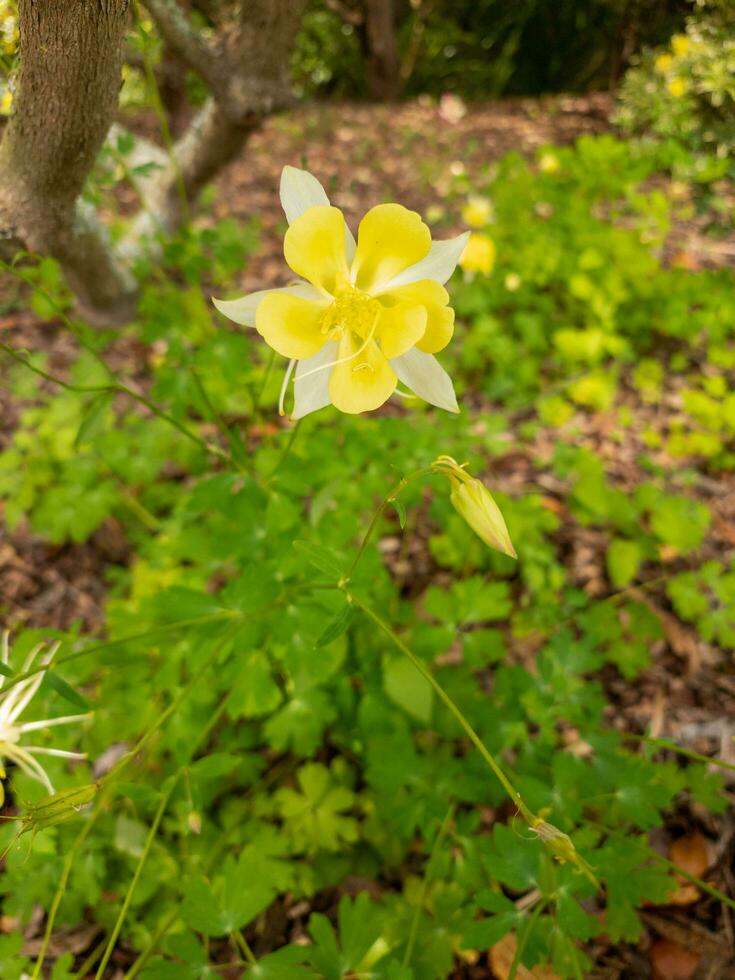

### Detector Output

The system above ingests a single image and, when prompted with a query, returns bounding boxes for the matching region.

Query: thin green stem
[124,906,180,980]
[403,803,455,966]
[95,777,178,979]
[257,348,277,410]
[612,730,735,775]
[346,467,433,580]
[650,851,735,911]
[508,898,547,980]
[101,626,238,790]
[30,808,102,980]
[269,419,302,476]
[0,612,239,696]
[0,341,228,464]
[72,938,106,980]
[232,929,258,966]
[348,592,536,825]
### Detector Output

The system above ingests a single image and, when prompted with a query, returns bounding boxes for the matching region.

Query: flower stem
[269,418,302,476]
[347,591,536,825]
[403,802,455,967]
[345,467,433,580]
[94,777,178,979]
[30,808,102,980]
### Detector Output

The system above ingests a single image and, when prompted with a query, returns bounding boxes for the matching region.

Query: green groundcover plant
[0,138,733,980]
[616,8,735,167]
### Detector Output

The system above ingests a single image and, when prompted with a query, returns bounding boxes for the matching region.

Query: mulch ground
[1,94,734,979]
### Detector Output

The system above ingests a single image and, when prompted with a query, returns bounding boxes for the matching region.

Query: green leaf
[181,855,274,937]
[650,496,710,552]
[0,662,13,679]
[292,540,342,578]
[390,497,407,529]
[316,603,356,647]
[383,656,433,724]
[75,391,113,448]
[606,538,641,588]
[43,671,89,711]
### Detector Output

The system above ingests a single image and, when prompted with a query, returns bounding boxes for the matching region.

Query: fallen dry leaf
[490,933,560,980]
[650,938,700,980]
[667,831,713,905]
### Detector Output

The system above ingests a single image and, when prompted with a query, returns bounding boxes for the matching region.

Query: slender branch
[324,0,364,27]
[142,0,217,88]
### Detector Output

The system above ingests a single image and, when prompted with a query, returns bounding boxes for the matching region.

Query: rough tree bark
[0,0,137,326]
[132,0,305,242]
[326,0,402,100]
[360,0,401,101]
[0,0,305,326]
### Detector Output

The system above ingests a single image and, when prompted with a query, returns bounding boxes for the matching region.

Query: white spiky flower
[0,631,90,798]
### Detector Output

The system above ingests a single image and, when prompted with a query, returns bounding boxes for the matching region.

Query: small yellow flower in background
[505,272,522,292]
[538,151,560,174]
[0,88,12,116]
[667,76,687,98]
[0,632,90,796]
[214,166,468,418]
[461,196,493,228]
[459,233,495,276]
[432,455,516,558]
[671,34,689,57]
[654,53,674,74]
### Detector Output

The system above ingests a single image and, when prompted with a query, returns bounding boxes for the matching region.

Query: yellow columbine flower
[0,632,90,795]
[667,76,687,98]
[671,34,689,57]
[461,196,493,228]
[214,166,468,418]
[432,456,516,558]
[654,53,673,74]
[538,151,560,174]
[459,233,495,276]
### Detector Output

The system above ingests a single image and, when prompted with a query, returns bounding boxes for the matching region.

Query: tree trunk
[0,0,137,327]
[0,0,305,325]
[138,0,305,238]
[361,0,401,100]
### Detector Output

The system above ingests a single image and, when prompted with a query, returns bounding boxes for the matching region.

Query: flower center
[0,722,20,746]
[320,286,380,341]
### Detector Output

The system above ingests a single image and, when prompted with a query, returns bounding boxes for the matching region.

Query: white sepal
[280,165,330,224]
[212,283,322,327]
[391,348,459,413]
[292,342,338,420]
[378,232,470,291]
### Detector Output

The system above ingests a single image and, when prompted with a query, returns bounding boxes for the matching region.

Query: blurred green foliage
[292,0,690,99]
[1,125,733,976]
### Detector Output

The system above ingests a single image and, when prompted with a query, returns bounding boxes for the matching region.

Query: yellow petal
[255,291,330,359]
[283,205,350,294]
[377,304,427,359]
[417,305,454,353]
[329,334,397,414]
[352,204,432,292]
[379,280,454,353]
